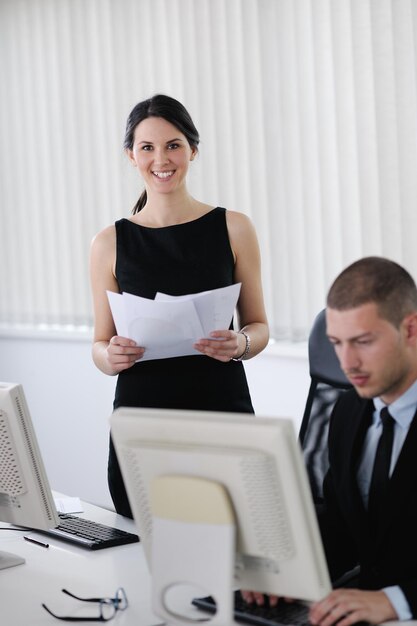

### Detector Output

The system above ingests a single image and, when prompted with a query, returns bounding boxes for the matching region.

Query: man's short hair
[326,256,417,327]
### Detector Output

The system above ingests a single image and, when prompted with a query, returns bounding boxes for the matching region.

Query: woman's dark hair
[124,94,200,214]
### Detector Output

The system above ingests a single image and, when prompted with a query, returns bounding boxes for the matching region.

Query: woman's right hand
[106,336,145,373]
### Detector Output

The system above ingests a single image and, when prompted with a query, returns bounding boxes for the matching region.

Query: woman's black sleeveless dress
[109,207,254,517]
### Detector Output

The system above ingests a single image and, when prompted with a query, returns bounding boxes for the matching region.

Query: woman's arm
[227,210,269,357]
[89,225,144,375]
[194,210,269,362]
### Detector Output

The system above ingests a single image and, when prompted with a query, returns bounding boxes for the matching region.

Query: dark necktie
[367,407,395,521]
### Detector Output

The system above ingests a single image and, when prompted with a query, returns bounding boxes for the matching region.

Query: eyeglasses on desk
[42,587,128,622]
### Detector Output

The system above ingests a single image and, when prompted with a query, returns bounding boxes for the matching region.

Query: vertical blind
[1,0,417,340]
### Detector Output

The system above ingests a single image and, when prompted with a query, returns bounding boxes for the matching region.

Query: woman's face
[127,116,196,197]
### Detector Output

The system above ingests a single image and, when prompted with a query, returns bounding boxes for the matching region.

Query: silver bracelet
[232,330,251,361]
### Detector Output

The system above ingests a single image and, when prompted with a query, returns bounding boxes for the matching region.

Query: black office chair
[299,309,352,505]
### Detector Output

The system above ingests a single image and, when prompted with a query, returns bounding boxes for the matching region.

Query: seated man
[246,256,417,624]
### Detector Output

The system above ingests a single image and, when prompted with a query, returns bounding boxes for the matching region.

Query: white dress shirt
[356,379,417,620]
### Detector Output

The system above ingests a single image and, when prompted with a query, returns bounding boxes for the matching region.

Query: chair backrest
[299,309,352,504]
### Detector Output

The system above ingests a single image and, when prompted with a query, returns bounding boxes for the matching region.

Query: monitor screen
[0,382,59,569]
[110,407,331,621]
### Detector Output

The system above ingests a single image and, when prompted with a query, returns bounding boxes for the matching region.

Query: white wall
[0,335,309,511]
[4,0,417,341]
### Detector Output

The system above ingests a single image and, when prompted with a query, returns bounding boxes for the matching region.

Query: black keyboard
[192,591,311,626]
[39,513,140,550]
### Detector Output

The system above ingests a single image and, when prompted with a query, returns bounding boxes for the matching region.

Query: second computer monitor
[110,407,331,604]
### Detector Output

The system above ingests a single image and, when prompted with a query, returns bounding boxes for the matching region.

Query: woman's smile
[152,170,175,180]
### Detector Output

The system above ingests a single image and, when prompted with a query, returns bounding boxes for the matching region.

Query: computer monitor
[0,382,60,569]
[110,408,332,625]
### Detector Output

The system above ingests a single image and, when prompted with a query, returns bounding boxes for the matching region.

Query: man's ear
[403,313,417,343]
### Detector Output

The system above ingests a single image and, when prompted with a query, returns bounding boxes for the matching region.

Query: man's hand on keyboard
[309,589,397,626]
[240,590,295,608]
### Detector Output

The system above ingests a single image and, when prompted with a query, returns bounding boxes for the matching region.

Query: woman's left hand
[194,330,243,362]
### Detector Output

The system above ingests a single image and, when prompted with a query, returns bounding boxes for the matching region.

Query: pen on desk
[24,536,49,548]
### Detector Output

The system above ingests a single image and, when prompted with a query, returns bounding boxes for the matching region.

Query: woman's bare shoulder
[91,224,116,250]
[90,226,117,274]
[225,209,255,236]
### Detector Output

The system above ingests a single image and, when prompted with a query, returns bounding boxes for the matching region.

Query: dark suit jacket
[319,389,417,617]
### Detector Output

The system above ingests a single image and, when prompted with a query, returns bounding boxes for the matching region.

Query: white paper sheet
[155,283,242,336]
[54,496,83,514]
[107,283,241,361]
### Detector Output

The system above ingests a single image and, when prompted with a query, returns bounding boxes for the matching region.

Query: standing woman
[90,94,269,517]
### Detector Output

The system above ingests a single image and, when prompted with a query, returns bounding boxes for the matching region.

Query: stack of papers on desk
[107,283,241,361]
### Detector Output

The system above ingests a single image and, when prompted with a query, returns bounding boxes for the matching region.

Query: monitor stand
[150,475,238,626]
[0,550,25,570]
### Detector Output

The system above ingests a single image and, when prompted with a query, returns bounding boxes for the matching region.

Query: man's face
[326,303,417,404]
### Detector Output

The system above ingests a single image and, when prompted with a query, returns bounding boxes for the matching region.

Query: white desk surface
[1,499,415,626]
[0,498,199,625]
